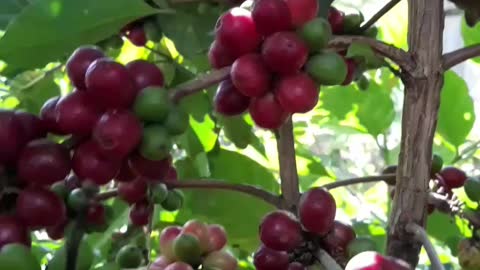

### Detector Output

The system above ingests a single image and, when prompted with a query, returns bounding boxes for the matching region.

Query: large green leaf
[462,19,480,63]
[0,0,25,29]
[437,71,475,147]
[426,212,464,254]
[176,149,278,252]
[0,0,158,73]
[218,115,255,149]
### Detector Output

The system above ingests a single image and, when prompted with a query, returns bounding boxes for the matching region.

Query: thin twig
[314,248,343,270]
[322,174,396,190]
[451,140,480,164]
[405,223,445,270]
[360,0,401,32]
[443,44,480,70]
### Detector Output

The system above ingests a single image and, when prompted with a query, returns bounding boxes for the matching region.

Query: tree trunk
[386,0,445,266]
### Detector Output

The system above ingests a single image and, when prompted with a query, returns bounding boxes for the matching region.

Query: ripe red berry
[115,161,137,182]
[253,245,289,270]
[17,139,71,186]
[262,32,308,75]
[252,0,292,36]
[92,110,142,158]
[14,111,46,142]
[345,251,411,270]
[207,224,228,252]
[165,262,194,270]
[288,262,306,270]
[342,59,356,85]
[85,58,137,109]
[160,226,182,261]
[72,140,121,185]
[182,220,210,252]
[118,179,148,204]
[208,40,236,69]
[66,46,105,89]
[215,8,261,57]
[285,0,319,27]
[129,201,153,226]
[0,216,31,249]
[0,110,26,165]
[275,73,319,113]
[126,24,147,47]
[249,92,289,129]
[439,167,467,189]
[129,154,171,180]
[16,187,67,229]
[260,211,303,251]
[230,54,271,97]
[165,165,179,184]
[55,90,103,136]
[214,79,250,116]
[322,220,356,254]
[46,221,67,240]
[328,7,345,34]
[298,188,336,236]
[40,97,67,135]
[126,60,165,91]
[87,203,106,226]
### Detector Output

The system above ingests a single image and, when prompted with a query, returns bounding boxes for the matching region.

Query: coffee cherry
[129,200,153,226]
[17,139,71,186]
[56,90,102,136]
[298,188,336,236]
[151,183,169,204]
[66,46,105,89]
[125,24,147,47]
[230,54,271,98]
[164,107,189,136]
[139,125,172,161]
[150,256,171,270]
[345,251,411,270]
[160,226,182,261]
[430,154,443,176]
[93,110,142,158]
[342,59,357,85]
[203,250,238,270]
[215,8,261,57]
[86,203,106,226]
[118,179,147,204]
[288,262,306,270]
[182,220,210,252]
[259,210,303,251]
[40,97,67,135]
[306,52,347,85]
[208,40,236,69]
[72,140,121,185]
[85,58,137,109]
[439,167,467,189]
[165,262,194,270]
[165,166,178,184]
[115,161,137,182]
[126,60,165,91]
[67,188,90,212]
[133,87,171,123]
[253,245,289,270]
[328,7,345,34]
[465,176,480,202]
[285,0,319,27]
[0,216,30,249]
[0,111,26,165]
[14,111,46,142]
[297,18,332,53]
[249,92,289,129]
[129,154,171,180]
[46,221,67,240]
[262,32,308,75]
[275,73,319,113]
[207,224,227,252]
[161,190,184,211]
[173,234,202,265]
[252,0,292,36]
[214,79,250,116]
[116,244,143,268]
[16,188,66,228]
[322,221,356,254]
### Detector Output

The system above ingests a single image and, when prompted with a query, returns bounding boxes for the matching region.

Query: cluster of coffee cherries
[120,15,164,47]
[209,0,366,129]
[0,45,189,251]
[145,220,236,270]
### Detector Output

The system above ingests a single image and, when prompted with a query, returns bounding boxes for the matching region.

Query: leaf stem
[314,248,343,270]
[405,223,445,270]
[322,174,396,190]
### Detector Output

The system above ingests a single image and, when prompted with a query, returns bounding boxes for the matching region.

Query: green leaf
[426,212,463,254]
[0,0,25,29]
[0,0,158,72]
[318,0,333,18]
[218,115,255,149]
[462,21,480,63]
[319,84,362,120]
[437,71,475,147]
[176,149,278,252]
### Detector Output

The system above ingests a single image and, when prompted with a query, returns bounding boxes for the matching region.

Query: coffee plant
[1,0,480,269]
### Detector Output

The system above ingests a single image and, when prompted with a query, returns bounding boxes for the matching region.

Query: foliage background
[0,0,479,269]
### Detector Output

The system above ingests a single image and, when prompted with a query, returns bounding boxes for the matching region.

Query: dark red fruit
[342,59,356,85]
[0,110,25,165]
[253,245,289,270]
[129,154,171,180]
[298,187,336,235]
[126,25,147,47]
[14,111,46,142]
[208,40,236,69]
[87,203,106,226]
[438,167,467,189]
[129,201,153,226]
[260,211,302,251]
[285,0,319,27]
[72,140,121,185]
[66,46,105,89]
[92,110,142,158]
[40,97,66,135]
[262,32,308,75]
[249,93,289,129]
[56,90,102,136]
[215,8,261,57]
[345,251,411,270]
[288,262,305,270]
[115,161,137,182]
[46,221,67,240]
[252,0,292,36]
[214,79,250,116]
[126,60,165,91]
[0,216,31,249]
[17,139,71,186]
[118,179,148,204]
[165,165,179,184]
[207,224,228,252]
[275,73,318,113]
[328,7,345,34]
[85,58,137,109]
[230,54,271,97]
[322,221,356,254]
[16,188,67,228]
